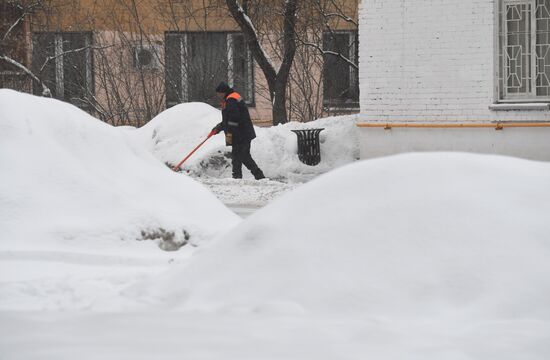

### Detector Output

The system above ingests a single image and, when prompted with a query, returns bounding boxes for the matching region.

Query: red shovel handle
[172,130,217,172]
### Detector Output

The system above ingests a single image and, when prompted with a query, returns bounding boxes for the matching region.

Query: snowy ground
[130,100,359,182]
[125,96,356,217]
[2,91,550,360]
[3,152,549,360]
[6,311,544,360]
[195,178,298,217]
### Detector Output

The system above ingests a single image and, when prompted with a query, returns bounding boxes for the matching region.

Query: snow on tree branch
[225,0,277,80]
[2,14,24,42]
[298,39,358,70]
[323,12,358,27]
[39,45,113,74]
[319,0,358,27]
[0,55,51,97]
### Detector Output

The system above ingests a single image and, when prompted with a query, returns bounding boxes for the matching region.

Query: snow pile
[254,116,360,182]
[131,102,227,172]
[132,103,359,182]
[125,153,550,357]
[0,90,239,253]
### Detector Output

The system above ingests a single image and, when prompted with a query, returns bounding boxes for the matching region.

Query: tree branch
[0,55,51,97]
[323,0,358,27]
[314,0,358,37]
[225,0,277,91]
[2,13,24,42]
[297,38,358,70]
[39,44,112,74]
[322,12,358,27]
[1,1,42,41]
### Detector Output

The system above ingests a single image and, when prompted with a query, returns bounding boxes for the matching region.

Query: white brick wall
[358,0,550,122]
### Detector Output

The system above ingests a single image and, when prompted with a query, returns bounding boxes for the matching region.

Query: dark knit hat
[215,81,231,93]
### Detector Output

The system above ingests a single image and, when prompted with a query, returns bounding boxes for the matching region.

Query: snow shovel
[171,130,217,172]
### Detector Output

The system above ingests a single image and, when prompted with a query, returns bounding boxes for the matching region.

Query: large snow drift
[126,153,550,356]
[131,101,226,171]
[131,102,359,181]
[0,90,238,253]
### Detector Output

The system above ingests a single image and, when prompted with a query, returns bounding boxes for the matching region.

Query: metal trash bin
[291,128,324,166]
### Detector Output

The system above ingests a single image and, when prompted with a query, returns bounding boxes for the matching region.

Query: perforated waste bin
[291,128,324,166]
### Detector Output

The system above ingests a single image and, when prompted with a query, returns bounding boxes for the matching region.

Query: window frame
[164,31,255,108]
[496,0,550,103]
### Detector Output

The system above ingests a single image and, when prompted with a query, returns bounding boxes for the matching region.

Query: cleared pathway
[194,177,298,218]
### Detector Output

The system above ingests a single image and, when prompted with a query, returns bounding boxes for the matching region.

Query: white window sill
[325,107,360,112]
[489,103,550,111]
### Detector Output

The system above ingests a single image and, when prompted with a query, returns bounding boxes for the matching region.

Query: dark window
[165,32,254,108]
[32,32,94,110]
[188,32,228,104]
[323,31,359,108]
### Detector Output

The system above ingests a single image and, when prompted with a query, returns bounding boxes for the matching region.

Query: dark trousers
[231,141,264,180]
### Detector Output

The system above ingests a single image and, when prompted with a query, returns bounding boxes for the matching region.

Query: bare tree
[0,0,52,96]
[301,0,357,70]
[84,0,226,126]
[291,0,359,121]
[2,0,358,127]
[89,1,166,126]
[225,0,298,125]
[0,54,51,95]
[224,0,358,124]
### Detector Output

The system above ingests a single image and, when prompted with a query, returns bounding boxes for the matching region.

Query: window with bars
[498,0,550,101]
[165,32,254,108]
[322,31,359,108]
[32,32,94,110]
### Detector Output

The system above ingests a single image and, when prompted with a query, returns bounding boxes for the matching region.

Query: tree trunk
[272,89,287,125]
[272,0,297,125]
[225,0,297,126]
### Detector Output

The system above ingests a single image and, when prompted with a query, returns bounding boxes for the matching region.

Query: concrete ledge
[356,122,550,161]
[357,122,550,129]
[489,103,550,111]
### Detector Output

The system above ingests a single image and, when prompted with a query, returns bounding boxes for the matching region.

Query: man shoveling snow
[212,82,265,180]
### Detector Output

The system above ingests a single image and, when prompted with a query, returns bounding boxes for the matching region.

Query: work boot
[252,168,265,180]
[232,166,242,179]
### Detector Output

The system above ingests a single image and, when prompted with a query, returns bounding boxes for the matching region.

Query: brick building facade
[359,0,550,121]
[357,0,550,161]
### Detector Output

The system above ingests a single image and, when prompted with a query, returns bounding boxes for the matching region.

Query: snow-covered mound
[131,102,227,173]
[253,116,359,182]
[132,153,550,318]
[0,90,239,253]
[116,152,550,358]
[132,103,358,181]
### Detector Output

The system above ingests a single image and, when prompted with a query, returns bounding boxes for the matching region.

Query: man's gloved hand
[212,123,222,135]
